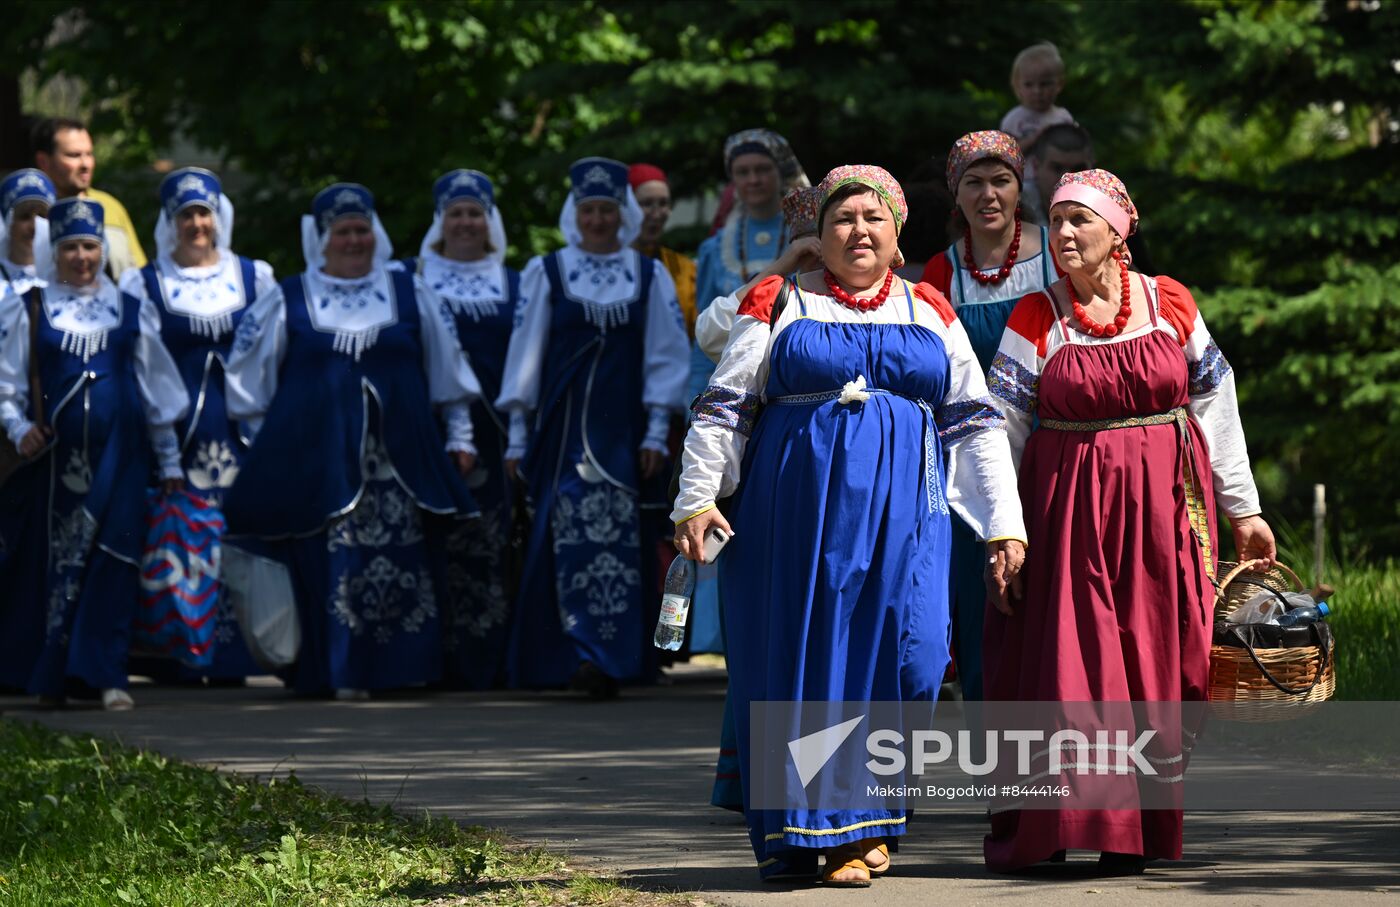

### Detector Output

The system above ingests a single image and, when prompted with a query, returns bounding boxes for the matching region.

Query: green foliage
[0,719,594,906]
[1071,0,1400,550]
[6,0,1396,548]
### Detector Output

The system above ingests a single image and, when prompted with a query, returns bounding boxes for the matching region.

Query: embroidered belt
[1040,406,1213,578]
[768,385,948,516]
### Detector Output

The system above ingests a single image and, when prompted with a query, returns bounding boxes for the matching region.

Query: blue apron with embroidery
[402,255,522,688]
[140,256,261,678]
[224,268,477,538]
[506,250,653,687]
[28,287,152,695]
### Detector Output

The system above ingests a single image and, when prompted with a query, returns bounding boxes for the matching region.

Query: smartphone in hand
[701,526,732,564]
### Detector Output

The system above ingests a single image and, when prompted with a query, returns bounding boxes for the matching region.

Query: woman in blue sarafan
[497,157,689,699]
[118,167,276,681]
[395,169,521,689]
[223,183,483,700]
[673,166,1026,886]
[0,168,57,689]
[0,197,189,710]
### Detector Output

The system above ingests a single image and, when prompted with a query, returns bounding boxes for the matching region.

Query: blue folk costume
[395,169,521,689]
[223,184,483,694]
[672,167,1024,879]
[497,157,689,692]
[0,169,53,299]
[118,167,277,680]
[0,169,57,688]
[922,132,1058,702]
[0,198,190,700]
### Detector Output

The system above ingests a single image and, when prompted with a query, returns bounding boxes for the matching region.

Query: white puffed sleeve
[0,291,33,446]
[695,292,741,364]
[642,261,690,453]
[251,259,278,298]
[495,255,550,415]
[224,283,288,440]
[414,276,482,454]
[135,295,191,478]
[670,284,777,525]
[1170,296,1260,519]
[642,259,689,412]
[506,410,529,460]
[934,312,1026,544]
[117,267,149,303]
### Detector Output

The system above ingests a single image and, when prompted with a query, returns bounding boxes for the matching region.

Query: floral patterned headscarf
[817,165,908,233]
[723,128,808,187]
[817,164,908,268]
[781,186,822,239]
[945,130,1024,194]
[1050,169,1139,238]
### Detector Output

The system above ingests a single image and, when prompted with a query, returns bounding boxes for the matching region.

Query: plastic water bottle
[1275,601,1332,628]
[654,555,696,651]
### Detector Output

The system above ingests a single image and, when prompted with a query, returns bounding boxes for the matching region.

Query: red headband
[628,163,668,190]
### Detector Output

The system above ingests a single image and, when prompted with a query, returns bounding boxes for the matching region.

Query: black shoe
[1097,851,1146,875]
[570,661,620,700]
[1048,850,1067,863]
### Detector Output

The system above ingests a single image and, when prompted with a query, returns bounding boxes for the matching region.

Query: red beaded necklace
[1067,253,1132,337]
[963,212,1022,285]
[824,267,895,312]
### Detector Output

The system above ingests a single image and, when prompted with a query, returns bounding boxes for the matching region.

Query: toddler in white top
[1000,42,1074,211]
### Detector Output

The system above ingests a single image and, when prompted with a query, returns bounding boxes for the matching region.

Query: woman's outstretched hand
[985,539,1026,616]
[673,507,733,563]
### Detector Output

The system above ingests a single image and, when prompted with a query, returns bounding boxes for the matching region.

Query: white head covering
[301,213,393,272]
[557,188,644,249]
[419,202,507,264]
[42,198,111,290]
[155,193,235,261]
[1,169,55,285]
[300,183,394,272]
[1,215,50,274]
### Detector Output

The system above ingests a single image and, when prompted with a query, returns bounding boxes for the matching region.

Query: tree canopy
[6,0,1398,550]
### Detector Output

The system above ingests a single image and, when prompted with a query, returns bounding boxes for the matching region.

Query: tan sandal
[821,843,872,888]
[864,841,890,877]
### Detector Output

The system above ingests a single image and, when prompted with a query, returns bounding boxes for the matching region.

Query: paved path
[6,669,1399,906]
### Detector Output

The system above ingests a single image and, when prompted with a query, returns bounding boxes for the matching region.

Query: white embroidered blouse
[0,280,189,478]
[223,267,482,453]
[495,246,690,458]
[673,274,1027,544]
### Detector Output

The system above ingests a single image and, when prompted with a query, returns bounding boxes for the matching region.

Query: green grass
[0,720,693,907]
[1269,523,1399,700]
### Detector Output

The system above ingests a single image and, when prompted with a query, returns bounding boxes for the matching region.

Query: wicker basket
[1208,559,1335,722]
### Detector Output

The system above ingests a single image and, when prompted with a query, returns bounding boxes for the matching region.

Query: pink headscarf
[1050,169,1139,238]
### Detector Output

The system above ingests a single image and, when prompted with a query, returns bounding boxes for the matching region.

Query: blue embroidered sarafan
[692,385,761,437]
[988,351,1038,414]
[1188,339,1231,396]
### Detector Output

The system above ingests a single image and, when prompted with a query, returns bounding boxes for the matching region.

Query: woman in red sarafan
[982,168,1277,874]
